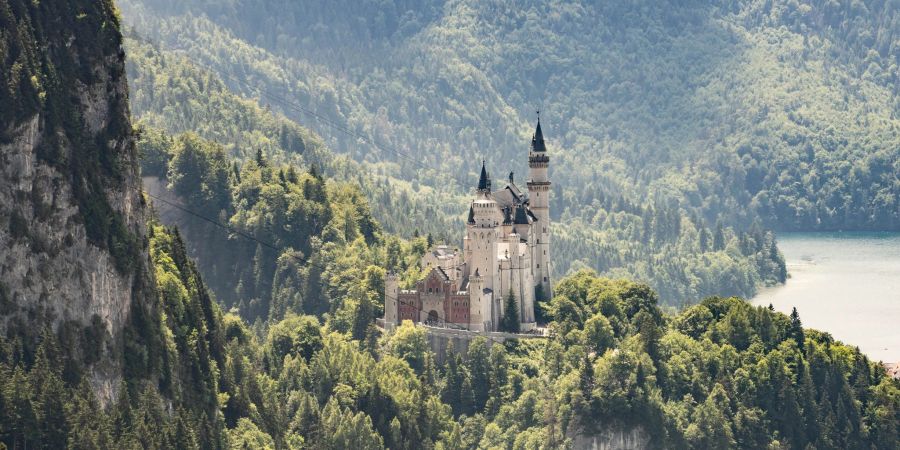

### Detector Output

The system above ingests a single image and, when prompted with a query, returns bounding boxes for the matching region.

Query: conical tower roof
[477,160,491,191]
[531,118,546,153]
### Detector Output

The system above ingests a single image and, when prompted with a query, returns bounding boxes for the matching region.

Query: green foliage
[3,2,899,449]
[120,0,897,305]
[387,320,429,374]
[122,31,459,245]
[227,418,275,449]
[117,1,802,305]
[264,314,322,372]
[2,264,899,450]
[135,127,410,322]
[124,0,900,233]
[539,270,900,447]
[168,132,233,215]
[500,289,520,333]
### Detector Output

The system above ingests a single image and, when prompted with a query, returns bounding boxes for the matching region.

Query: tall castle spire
[531,114,546,153]
[527,115,552,300]
[477,160,491,192]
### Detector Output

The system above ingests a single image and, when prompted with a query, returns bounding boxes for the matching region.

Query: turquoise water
[751,232,900,363]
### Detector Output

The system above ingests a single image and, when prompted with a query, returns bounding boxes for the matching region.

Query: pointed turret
[527,115,551,300]
[531,118,546,153]
[477,160,491,192]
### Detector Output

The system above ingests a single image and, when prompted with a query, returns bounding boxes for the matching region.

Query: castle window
[537,263,540,268]
[544,277,548,282]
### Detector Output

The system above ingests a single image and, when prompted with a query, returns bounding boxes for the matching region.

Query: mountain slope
[119,0,900,232]
[119,7,789,306]
[0,3,897,448]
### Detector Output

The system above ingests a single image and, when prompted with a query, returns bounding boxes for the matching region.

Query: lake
[751,232,900,363]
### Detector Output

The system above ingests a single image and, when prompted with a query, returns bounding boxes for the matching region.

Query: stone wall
[422,324,545,363]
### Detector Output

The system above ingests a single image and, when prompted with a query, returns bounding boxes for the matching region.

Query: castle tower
[384,273,399,330]
[469,161,502,330]
[527,118,552,301]
[467,269,487,331]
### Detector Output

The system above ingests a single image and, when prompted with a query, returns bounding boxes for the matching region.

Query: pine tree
[351,293,374,341]
[789,307,805,350]
[501,289,520,333]
[578,352,594,409]
[363,323,380,358]
[467,338,491,411]
[699,227,711,252]
[485,346,508,418]
[255,147,267,166]
[713,220,726,251]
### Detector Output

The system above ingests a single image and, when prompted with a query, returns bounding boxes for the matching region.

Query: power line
[133,36,547,336]
[145,190,280,252]
[144,187,538,342]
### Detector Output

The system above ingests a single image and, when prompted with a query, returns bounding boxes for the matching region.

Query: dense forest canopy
[137,126,434,323]
[118,0,899,232]
[119,0,853,305]
[2,1,898,449]
[4,260,899,448]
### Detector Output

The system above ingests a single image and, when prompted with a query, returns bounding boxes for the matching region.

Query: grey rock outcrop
[0,10,149,404]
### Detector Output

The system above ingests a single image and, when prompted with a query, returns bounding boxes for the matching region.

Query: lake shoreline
[751,232,900,363]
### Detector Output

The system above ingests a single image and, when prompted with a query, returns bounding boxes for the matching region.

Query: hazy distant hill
[121,0,899,233]
[1,2,897,448]
[117,0,897,303]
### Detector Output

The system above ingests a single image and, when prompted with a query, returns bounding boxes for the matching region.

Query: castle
[383,119,552,332]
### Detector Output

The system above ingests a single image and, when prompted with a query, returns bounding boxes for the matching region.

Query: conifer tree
[467,338,491,411]
[713,220,726,251]
[789,307,805,350]
[351,293,374,342]
[578,352,594,409]
[501,289,519,333]
[255,147,267,167]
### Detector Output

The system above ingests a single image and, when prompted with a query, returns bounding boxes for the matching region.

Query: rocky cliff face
[569,427,650,450]
[0,0,151,402]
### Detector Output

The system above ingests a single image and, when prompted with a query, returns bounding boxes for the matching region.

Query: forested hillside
[6,264,899,448]
[125,36,462,241]
[119,0,899,233]
[2,1,897,449]
[119,3,800,305]
[138,127,437,322]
